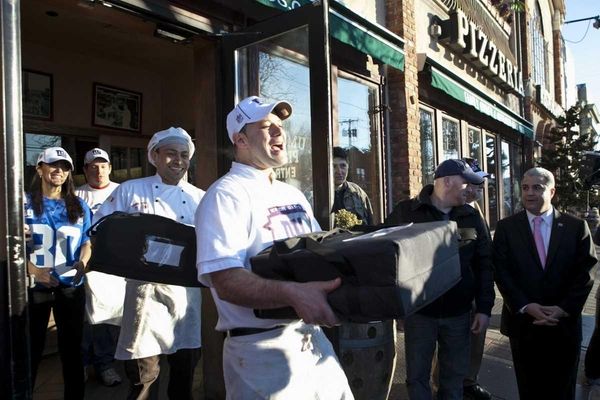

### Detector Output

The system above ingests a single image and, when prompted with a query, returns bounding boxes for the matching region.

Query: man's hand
[471,313,490,334]
[72,261,87,286]
[541,306,569,320]
[285,278,342,327]
[28,262,59,288]
[524,302,559,326]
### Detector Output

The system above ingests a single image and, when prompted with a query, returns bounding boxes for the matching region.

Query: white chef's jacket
[76,181,126,326]
[94,174,204,359]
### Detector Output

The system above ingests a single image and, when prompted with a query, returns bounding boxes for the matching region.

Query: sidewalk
[388,263,600,400]
[33,266,600,400]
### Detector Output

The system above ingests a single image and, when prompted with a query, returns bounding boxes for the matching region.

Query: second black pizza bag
[251,220,461,322]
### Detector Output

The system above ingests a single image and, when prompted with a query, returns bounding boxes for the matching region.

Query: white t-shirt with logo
[195,162,320,331]
[76,182,120,214]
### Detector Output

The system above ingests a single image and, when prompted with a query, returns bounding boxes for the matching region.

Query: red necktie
[533,216,546,268]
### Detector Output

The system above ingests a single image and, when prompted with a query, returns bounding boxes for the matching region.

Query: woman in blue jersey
[25,147,92,399]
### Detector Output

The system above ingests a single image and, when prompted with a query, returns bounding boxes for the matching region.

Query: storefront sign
[440,9,523,95]
[536,85,564,118]
[255,0,316,11]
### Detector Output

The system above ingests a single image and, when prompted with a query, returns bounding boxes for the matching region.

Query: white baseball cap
[147,127,195,166]
[84,148,110,165]
[226,96,292,143]
[37,147,74,170]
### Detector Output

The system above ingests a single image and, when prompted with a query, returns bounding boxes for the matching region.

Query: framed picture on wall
[22,69,53,120]
[92,83,142,132]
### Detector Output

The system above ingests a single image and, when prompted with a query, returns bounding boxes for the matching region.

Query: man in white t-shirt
[195,96,353,399]
[95,128,204,400]
[76,148,123,387]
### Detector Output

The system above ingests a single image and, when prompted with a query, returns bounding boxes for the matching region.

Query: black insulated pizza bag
[88,212,203,287]
[251,221,461,322]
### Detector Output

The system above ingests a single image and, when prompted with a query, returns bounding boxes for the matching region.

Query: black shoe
[463,384,492,400]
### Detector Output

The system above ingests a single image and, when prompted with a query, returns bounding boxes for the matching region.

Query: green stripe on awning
[431,67,533,139]
[329,10,404,71]
[254,0,404,71]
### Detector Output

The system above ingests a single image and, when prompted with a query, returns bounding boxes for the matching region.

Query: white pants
[223,321,354,399]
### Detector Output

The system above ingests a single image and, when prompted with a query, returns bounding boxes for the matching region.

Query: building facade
[387,0,534,230]
[1,0,577,396]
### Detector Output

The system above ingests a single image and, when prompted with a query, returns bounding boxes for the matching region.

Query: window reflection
[511,143,523,213]
[501,141,512,218]
[420,109,435,185]
[442,118,459,160]
[334,76,382,223]
[467,128,482,162]
[236,27,313,206]
[110,147,144,183]
[486,135,498,230]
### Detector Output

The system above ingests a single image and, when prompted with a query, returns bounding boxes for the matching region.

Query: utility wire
[563,20,592,44]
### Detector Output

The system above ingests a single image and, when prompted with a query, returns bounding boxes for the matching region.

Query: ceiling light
[154,26,192,43]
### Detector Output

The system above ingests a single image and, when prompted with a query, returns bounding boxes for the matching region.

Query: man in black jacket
[385,159,495,399]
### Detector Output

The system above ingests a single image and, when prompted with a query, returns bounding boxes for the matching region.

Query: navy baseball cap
[434,159,484,185]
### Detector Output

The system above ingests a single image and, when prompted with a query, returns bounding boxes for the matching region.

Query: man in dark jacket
[385,159,495,399]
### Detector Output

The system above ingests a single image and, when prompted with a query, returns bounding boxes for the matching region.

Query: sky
[563,1,600,108]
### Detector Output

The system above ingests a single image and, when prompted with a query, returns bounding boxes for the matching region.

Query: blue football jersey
[25,195,91,287]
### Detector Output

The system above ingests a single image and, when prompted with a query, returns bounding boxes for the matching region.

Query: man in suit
[494,167,597,399]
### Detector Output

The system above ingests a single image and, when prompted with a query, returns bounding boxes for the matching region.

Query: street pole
[0,0,31,398]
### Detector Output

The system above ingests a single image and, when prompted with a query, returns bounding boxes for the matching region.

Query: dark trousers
[586,287,600,379]
[29,286,86,400]
[124,347,201,400]
[82,322,120,372]
[509,324,581,400]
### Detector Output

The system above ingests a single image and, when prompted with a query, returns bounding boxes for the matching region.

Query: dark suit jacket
[493,209,597,337]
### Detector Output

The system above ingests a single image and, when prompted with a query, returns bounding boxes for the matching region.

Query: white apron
[223,321,354,399]
[95,174,204,359]
[76,182,126,325]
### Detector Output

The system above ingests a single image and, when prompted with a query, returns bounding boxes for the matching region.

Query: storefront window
[111,146,144,183]
[467,127,482,163]
[335,75,383,222]
[485,134,498,230]
[501,141,512,218]
[236,27,313,205]
[420,109,435,185]
[511,143,523,213]
[441,117,459,161]
[531,2,549,91]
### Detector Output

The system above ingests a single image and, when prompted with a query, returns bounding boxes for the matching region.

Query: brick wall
[385,0,421,204]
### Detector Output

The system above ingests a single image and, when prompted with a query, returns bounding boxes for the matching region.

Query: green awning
[254,0,405,71]
[431,66,533,139]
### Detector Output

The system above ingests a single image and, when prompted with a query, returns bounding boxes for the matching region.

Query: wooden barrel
[326,321,396,400]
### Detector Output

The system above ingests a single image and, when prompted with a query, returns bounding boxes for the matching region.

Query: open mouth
[271,143,284,152]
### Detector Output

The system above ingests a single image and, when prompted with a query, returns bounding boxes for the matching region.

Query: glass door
[334,73,384,223]
[222,4,334,226]
[235,28,314,205]
[484,133,498,230]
